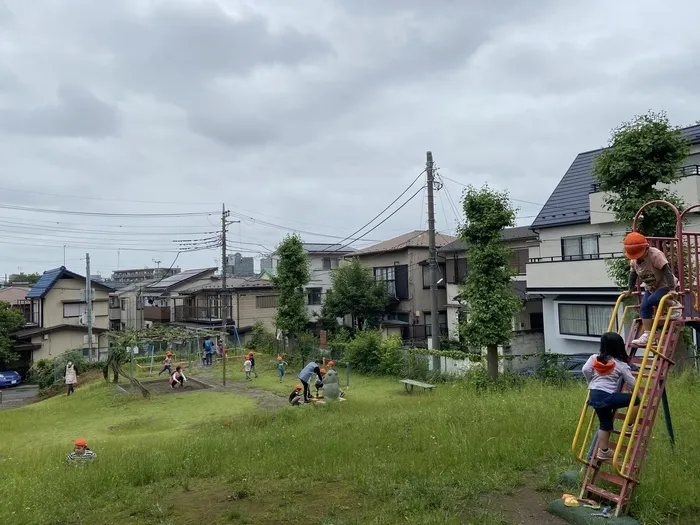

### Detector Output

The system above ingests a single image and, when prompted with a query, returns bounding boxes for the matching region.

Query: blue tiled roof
[26,267,115,298]
[532,124,700,230]
[26,267,65,298]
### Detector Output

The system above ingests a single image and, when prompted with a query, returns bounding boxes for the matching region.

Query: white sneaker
[631,332,650,346]
[596,448,614,461]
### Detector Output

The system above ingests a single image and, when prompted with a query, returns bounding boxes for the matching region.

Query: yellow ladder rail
[613,293,679,477]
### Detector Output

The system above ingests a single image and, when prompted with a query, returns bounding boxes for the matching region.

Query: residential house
[438,227,545,367]
[12,267,114,369]
[225,253,255,277]
[172,277,279,342]
[351,230,456,344]
[0,285,31,323]
[527,124,700,355]
[259,243,356,322]
[112,268,217,330]
[109,279,158,331]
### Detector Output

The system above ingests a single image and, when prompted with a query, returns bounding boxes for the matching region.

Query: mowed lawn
[2,365,700,525]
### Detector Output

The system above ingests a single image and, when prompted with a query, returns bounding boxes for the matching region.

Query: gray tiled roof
[531,124,700,230]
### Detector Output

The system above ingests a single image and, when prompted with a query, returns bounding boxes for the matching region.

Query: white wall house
[528,124,700,355]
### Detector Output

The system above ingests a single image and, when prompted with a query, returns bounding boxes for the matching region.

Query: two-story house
[438,226,544,341]
[351,230,456,343]
[0,285,31,323]
[13,267,114,366]
[527,123,700,355]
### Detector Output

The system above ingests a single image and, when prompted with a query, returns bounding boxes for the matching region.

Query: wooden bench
[400,379,435,394]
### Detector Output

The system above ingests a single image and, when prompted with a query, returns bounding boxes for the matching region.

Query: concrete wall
[43,277,110,330]
[31,330,109,361]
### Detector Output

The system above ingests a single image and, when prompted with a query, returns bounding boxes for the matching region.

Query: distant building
[226,253,255,277]
[110,267,181,284]
[260,256,277,272]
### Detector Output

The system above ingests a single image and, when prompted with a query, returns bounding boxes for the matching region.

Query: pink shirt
[630,247,676,291]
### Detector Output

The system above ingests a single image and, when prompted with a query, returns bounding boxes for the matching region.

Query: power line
[319,170,426,253]
[0,202,217,218]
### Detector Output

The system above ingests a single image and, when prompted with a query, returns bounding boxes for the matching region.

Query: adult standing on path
[64,361,78,396]
[298,359,323,403]
[204,337,214,366]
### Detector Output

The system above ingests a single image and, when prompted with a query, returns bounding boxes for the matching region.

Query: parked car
[519,354,591,380]
[0,370,22,387]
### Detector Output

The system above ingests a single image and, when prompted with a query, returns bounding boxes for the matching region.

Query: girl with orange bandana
[582,332,640,461]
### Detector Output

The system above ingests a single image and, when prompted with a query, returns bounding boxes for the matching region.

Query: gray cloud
[0,0,699,276]
[0,85,119,138]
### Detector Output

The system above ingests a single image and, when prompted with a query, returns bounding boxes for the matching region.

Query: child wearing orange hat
[582,332,640,460]
[314,368,327,398]
[276,355,288,383]
[158,351,173,376]
[622,232,682,346]
[66,438,97,464]
[248,352,259,378]
[289,384,303,406]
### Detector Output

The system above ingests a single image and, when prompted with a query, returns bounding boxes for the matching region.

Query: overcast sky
[1,0,699,279]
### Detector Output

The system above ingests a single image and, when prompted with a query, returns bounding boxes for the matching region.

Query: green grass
[2,365,700,524]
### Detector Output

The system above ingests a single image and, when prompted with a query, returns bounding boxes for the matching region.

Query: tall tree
[272,234,311,339]
[8,273,41,285]
[459,185,521,380]
[322,258,389,330]
[0,301,25,367]
[594,111,690,286]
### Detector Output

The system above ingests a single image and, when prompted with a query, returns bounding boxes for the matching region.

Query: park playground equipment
[571,200,700,517]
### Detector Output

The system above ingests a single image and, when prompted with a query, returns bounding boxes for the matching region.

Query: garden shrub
[377,335,404,376]
[344,329,383,374]
[245,322,278,353]
[27,350,89,390]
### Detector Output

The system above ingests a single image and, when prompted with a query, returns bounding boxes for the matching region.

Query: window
[307,287,323,305]
[424,311,448,337]
[558,303,613,337]
[561,235,599,260]
[422,263,446,288]
[120,299,126,311]
[322,257,339,270]
[510,248,528,275]
[63,302,84,318]
[256,295,279,309]
[374,266,396,297]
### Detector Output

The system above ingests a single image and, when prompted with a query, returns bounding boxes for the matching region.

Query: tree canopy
[322,257,388,330]
[458,185,521,379]
[272,234,310,338]
[0,301,25,367]
[594,110,690,285]
[8,273,41,285]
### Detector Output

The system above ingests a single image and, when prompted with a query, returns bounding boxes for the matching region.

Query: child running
[248,352,259,378]
[622,232,682,346]
[276,355,288,383]
[158,351,173,376]
[582,332,640,461]
[289,384,303,406]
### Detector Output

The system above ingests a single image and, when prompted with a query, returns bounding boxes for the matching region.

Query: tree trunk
[112,364,119,383]
[486,345,499,380]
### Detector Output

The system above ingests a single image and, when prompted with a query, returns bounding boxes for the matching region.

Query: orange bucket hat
[623,232,648,260]
[74,439,87,447]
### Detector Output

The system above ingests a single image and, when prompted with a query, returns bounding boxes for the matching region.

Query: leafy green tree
[272,234,310,339]
[0,301,25,368]
[594,110,689,286]
[458,185,522,380]
[322,258,388,330]
[8,272,41,285]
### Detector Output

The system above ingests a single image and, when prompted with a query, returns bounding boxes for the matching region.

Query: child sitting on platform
[622,232,682,347]
[582,332,640,461]
[289,384,303,406]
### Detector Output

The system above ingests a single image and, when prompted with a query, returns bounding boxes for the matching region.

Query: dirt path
[482,480,568,525]
[191,373,287,410]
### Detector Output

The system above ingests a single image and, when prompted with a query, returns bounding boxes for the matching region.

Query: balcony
[174,305,233,324]
[143,306,171,322]
[589,165,700,224]
[526,253,623,290]
[109,307,122,321]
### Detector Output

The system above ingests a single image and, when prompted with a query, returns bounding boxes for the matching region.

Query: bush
[27,350,89,390]
[344,329,382,374]
[404,353,429,381]
[378,335,404,376]
[245,322,278,353]
[327,327,351,361]
[534,354,573,386]
[296,331,319,364]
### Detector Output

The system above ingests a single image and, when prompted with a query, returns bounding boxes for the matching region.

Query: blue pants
[640,287,670,319]
[588,389,640,431]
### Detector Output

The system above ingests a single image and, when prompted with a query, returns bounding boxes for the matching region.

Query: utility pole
[221,204,230,386]
[426,151,441,372]
[85,253,94,362]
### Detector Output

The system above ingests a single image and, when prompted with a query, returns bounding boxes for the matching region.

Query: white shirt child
[244,359,252,372]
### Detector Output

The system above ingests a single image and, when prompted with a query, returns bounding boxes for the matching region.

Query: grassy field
[2,361,700,525]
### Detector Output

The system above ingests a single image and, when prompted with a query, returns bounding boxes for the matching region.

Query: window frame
[373,266,397,297]
[421,262,447,289]
[557,302,614,338]
[255,295,279,309]
[63,302,84,319]
[307,287,323,306]
[560,235,600,261]
[510,248,528,275]
[322,257,339,270]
